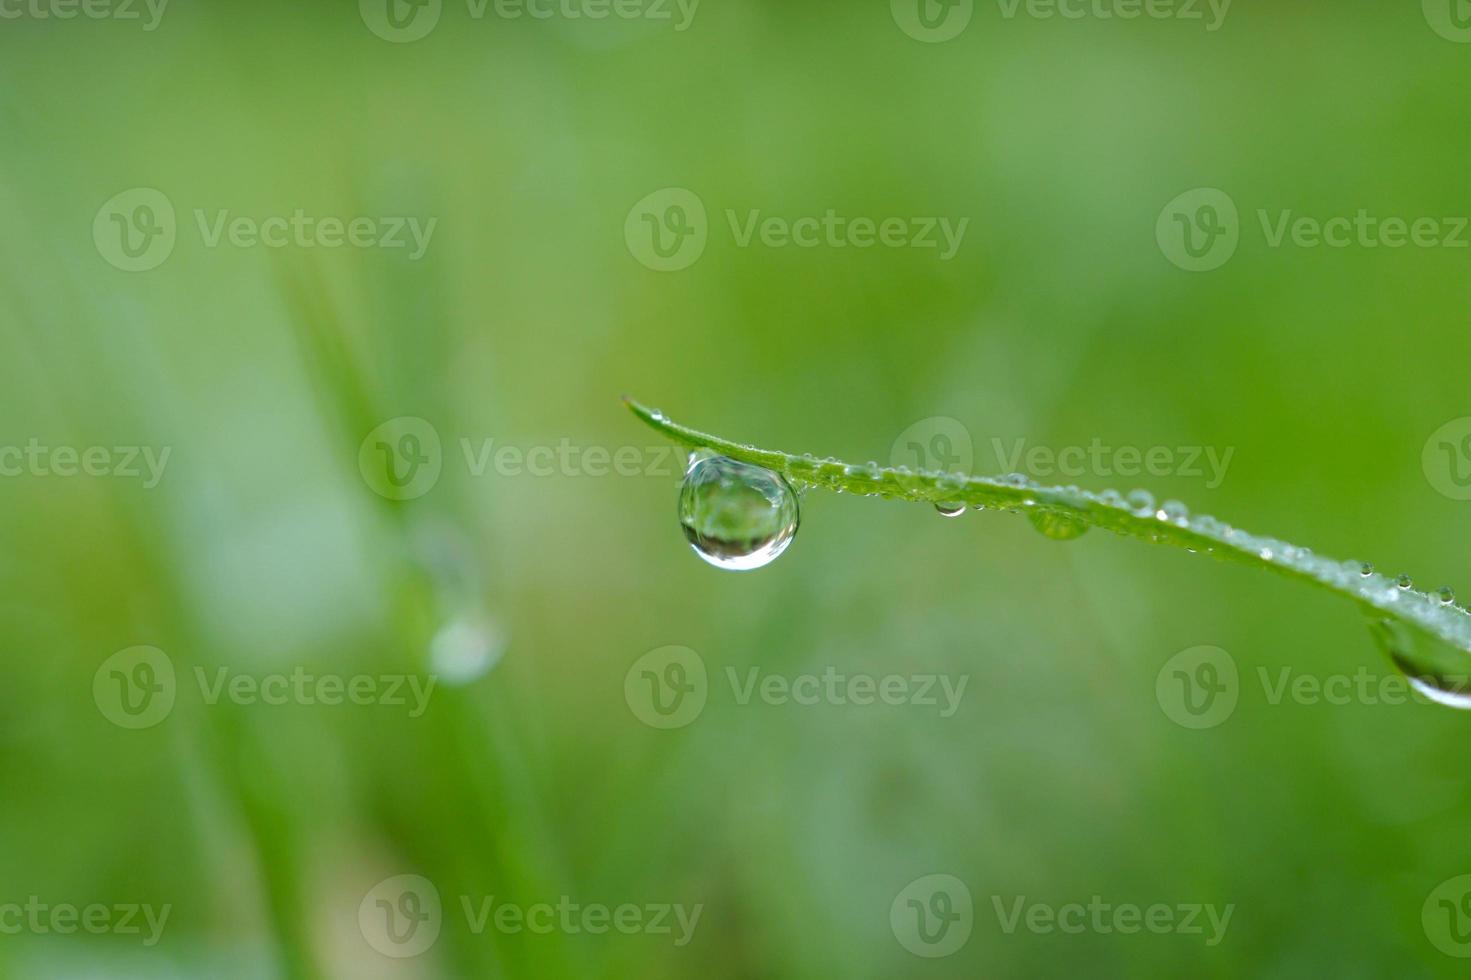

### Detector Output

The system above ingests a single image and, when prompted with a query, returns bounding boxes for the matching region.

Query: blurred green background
[3,0,1471,975]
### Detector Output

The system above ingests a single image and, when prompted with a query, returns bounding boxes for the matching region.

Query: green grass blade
[625,396,1471,666]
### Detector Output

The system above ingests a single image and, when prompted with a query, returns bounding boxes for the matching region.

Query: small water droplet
[1439,586,1457,605]
[1359,562,1374,577]
[679,456,799,571]
[1158,500,1189,524]
[934,501,965,518]
[1126,489,1155,516]
[1029,511,1088,541]
[1099,489,1125,508]
[1396,574,1413,590]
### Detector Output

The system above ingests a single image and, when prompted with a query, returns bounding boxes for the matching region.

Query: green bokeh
[3,1,1471,976]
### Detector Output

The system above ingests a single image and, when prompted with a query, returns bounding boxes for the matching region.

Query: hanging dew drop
[1367,617,1471,710]
[934,502,965,518]
[679,455,799,571]
[1029,511,1088,541]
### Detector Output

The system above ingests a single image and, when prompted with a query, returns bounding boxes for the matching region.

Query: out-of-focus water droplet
[1029,511,1089,541]
[1126,489,1155,515]
[1396,574,1414,590]
[1367,617,1471,710]
[679,455,799,571]
[1439,586,1457,605]
[1359,562,1374,577]
[1099,489,1125,508]
[934,502,965,518]
[429,614,505,686]
[1157,500,1188,523]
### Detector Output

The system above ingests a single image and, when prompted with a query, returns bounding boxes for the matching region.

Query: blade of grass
[625,396,1471,668]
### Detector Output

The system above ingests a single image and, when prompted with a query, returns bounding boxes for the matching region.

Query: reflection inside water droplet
[679,455,799,571]
[934,501,965,518]
[1029,511,1088,541]
[1367,617,1471,710]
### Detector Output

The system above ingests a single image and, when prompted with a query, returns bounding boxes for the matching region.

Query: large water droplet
[679,455,799,571]
[1126,489,1155,516]
[1367,617,1471,710]
[934,502,965,518]
[1439,586,1457,606]
[1029,511,1088,541]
